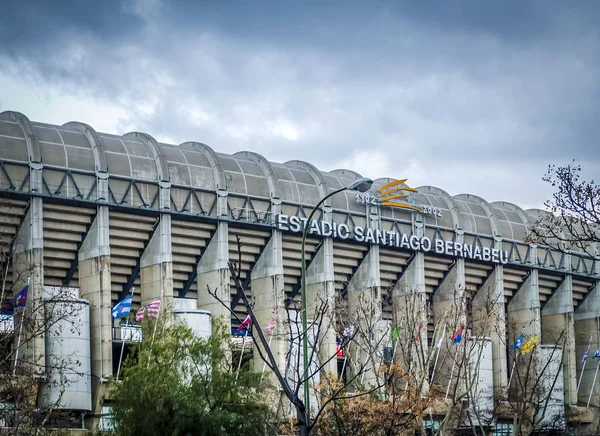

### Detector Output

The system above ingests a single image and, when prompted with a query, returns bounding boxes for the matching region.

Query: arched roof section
[123,132,168,182]
[454,193,500,237]
[373,177,415,222]
[62,122,108,172]
[0,111,41,163]
[490,201,532,241]
[214,153,270,198]
[178,141,225,190]
[416,186,462,229]
[234,151,279,198]
[283,160,329,206]
[330,169,362,179]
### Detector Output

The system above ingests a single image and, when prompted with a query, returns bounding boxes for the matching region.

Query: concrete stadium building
[0,111,598,433]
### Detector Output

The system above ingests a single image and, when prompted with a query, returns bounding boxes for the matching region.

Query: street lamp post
[300,177,373,429]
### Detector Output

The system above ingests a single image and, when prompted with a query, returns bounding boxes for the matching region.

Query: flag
[593,349,600,359]
[12,285,28,307]
[111,295,133,319]
[265,315,277,333]
[521,335,539,354]
[336,338,344,357]
[145,299,161,319]
[135,307,145,322]
[342,324,355,338]
[237,314,251,332]
[452,327,464,344]
[391,325,401,341]
[511,332,524,350]
[436,324,447,349]
[582,337,593,363]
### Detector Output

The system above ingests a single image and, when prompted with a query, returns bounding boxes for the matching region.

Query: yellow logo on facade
[377,179,421,212]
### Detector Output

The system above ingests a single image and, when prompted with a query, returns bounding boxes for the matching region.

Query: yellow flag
[521,335,539,354]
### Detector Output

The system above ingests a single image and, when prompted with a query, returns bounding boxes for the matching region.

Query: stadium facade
[0,111,599,433]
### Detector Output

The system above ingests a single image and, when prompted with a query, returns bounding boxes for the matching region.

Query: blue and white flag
[112,295,133,319]
[510,332,524,350]
[593,349,600,359]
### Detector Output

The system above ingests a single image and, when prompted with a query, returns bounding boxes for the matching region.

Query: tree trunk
[297,404,309,436]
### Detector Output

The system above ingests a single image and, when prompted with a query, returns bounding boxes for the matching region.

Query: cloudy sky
[1,0,599,209]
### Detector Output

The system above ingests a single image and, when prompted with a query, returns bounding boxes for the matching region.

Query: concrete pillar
[12,163,44,376]
[391,220,428,389]
[140,214,173,310]
[433,230,466,325]
[78,205,112,430]
[574,282,600,405]
[305,237,336,376]
[347,246,382,388]
[542,274,577,405]
[250,231,286,374]
[507,269,541,346]
[196,222,230,329]
[472,264,508,395]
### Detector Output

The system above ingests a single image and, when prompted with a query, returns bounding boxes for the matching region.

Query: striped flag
[112,295,133,319]
[265,314,277,333]
[134,298,162,322]
[236,314,251,332]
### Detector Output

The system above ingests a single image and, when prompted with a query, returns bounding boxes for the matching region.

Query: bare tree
[528,162,600,254]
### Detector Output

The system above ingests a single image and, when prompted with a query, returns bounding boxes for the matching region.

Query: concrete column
[347,246,382,388]
[305,237,336,376]
[433,230,466,325]
[542,274,577,405]
[77,205,112,430]
[472,264,508,395]
[507,269,541,345]
[574,282,600,405]
[140,214,173,310]
[250,231,286,373]
[12,163,44,376]
[197,222,230,328]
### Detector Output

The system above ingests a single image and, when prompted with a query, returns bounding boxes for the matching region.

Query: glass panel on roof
[245,175,270,198]
[436,214,454,228]
[272,166,294,181]
[0,137,28,161]
[330,192,348,210]
[504,211,522,223]
[322,174,344,189]
[474,216,493,235]
[468,203,487,216]
[297,185,320,204]
[237,160,265,177]
[41,143,66,167]
[225,172,246,194]
[190,167,215,190]
[105,153,130,177]
[460,214,477,233]
[218,157,242,173]
[278,181,299,203]
[168,163,191,186]
[492,209,509,221]
[161,147,186,163]
[0,121,25,138]
[512,224,527,242]
[66,147,95,172]
[130,157,157,181]
[99,136,127,154]
[499,221,513,239]
[59,130,91,149]
[34,126,62,144]
[181,150,210,167]
[288,168,315,185]
[122,140,153,159]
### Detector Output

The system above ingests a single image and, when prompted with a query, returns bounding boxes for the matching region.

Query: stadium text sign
[276,214,509,265]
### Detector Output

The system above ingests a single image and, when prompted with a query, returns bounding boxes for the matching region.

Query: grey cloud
[0,0,599,208]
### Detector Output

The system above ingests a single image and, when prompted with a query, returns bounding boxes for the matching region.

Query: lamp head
[347,177,374,193]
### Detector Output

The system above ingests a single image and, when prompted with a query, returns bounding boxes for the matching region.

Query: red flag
[415,323,423,342]
[265,315,277,333]
[135,307,145,322]
[237,315,251,331]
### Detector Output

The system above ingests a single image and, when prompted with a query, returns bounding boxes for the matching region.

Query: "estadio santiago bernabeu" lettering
[276,214,509,265]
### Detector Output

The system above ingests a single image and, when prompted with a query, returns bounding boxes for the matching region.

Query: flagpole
[445,358,456,399]
[116,287,135,380]
[430,324,446,384]
[577,336,593,395]
[12,277,30,376]
[146,289,164,368]
[507,357,517,392]
[235,328,249,384]
[341,342,350,380]
[587,359,600,408]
